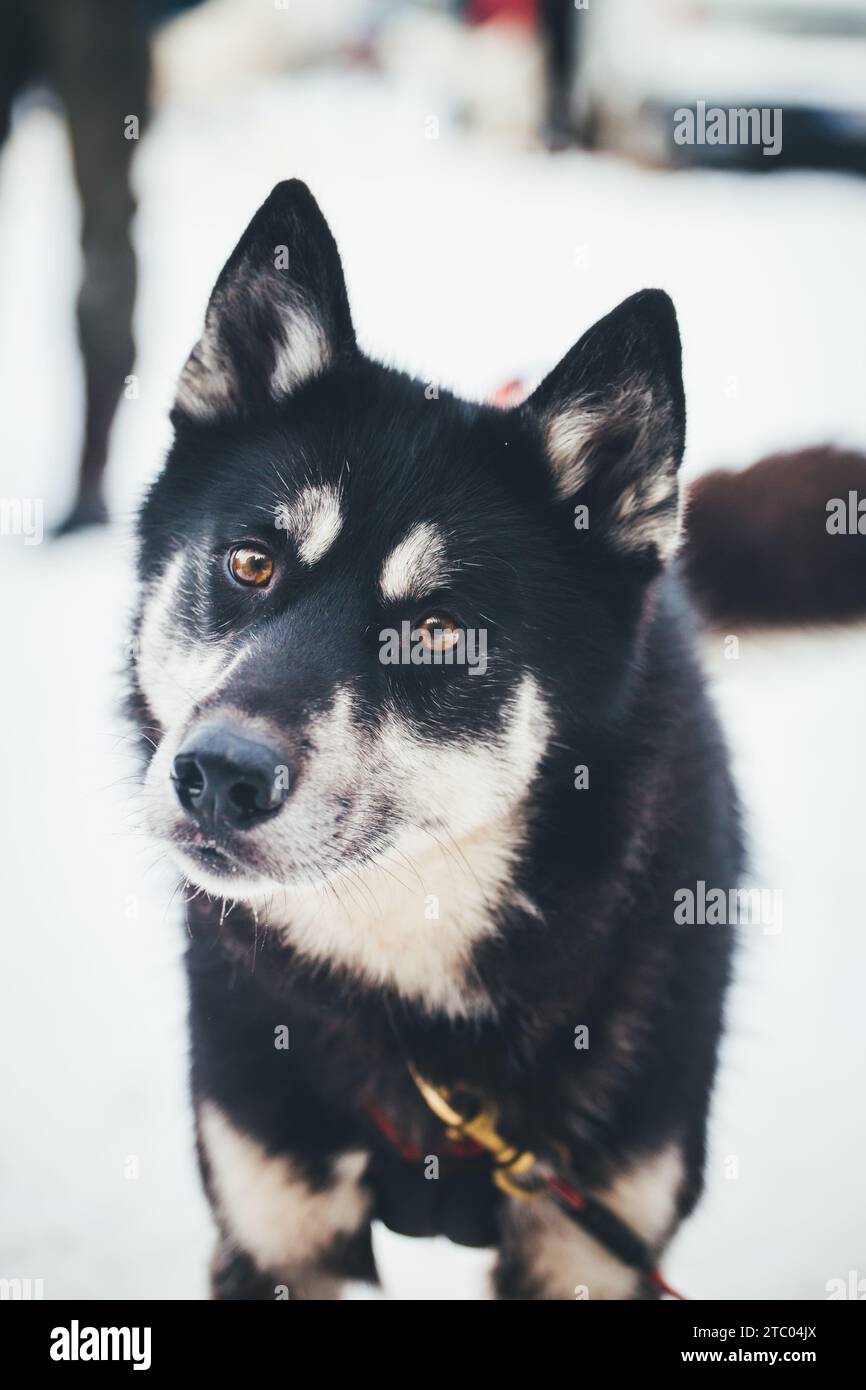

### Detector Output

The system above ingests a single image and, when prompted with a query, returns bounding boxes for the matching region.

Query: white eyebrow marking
[275,484,343,566]
[379,522,449,602]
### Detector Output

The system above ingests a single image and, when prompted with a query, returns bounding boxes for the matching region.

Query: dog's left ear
[173,180,356,424]
[524,290,685,563]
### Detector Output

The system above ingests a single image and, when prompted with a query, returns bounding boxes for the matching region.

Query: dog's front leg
[197,1099,377,1301]
[494,1145,684,1301]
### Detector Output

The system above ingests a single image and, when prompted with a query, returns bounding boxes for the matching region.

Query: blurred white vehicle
[576,0,866,169]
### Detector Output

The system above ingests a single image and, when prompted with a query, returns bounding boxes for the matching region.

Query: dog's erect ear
[524,290,686,563]
[173,180,355,424]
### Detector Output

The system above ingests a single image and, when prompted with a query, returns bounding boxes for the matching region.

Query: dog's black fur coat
[133,182,743,1299]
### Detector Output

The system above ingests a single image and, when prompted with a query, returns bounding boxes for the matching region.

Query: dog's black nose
[171,724,291,830]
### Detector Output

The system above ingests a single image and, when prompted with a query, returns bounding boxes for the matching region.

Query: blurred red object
[468,0,537,28]
[489,378,529,408]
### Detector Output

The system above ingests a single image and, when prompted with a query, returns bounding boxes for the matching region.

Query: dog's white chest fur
[267,816,524,1016]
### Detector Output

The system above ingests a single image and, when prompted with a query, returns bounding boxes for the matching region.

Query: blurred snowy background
[1,0,865,1300]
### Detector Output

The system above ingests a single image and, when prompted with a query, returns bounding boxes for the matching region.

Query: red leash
[364,1097,486,1163]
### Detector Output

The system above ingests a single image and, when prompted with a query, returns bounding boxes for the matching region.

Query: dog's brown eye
[415,613,461,653]
[228,546,274,588]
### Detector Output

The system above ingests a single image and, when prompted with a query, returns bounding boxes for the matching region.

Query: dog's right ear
[173,180,356,425]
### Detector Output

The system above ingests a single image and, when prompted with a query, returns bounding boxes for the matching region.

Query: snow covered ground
[1,69,864,1300]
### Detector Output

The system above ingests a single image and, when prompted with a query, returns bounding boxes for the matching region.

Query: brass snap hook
[408,1065,543,1199]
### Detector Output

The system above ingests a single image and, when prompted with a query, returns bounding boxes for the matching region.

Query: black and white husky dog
[132,180,743,1300]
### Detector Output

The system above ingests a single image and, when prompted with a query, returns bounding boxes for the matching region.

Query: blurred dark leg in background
[49,1,150,534]
[538,0,579,149]
[0,3,37,151]
[0,1,150,535]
